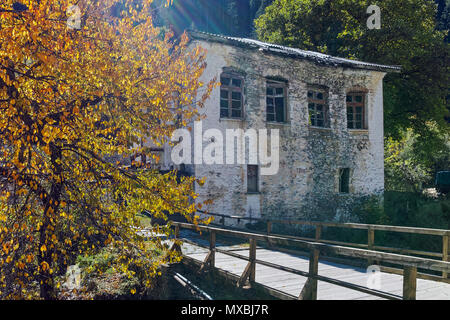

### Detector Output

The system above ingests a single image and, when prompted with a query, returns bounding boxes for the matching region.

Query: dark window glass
[247,165,259,193]
[220,99,228,110]
[232,78,242,87]
[220,90,228,99]
[231,91,241,100]
[220,77,230,86]
[339,168,350,193]
[220,108,228,117]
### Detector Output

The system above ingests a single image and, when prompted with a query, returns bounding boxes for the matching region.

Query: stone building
[164,31,401,222]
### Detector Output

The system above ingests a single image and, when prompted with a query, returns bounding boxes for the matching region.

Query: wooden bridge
[169,215,450,300]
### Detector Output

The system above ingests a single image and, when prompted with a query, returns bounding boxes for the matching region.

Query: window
[346,92,366,129]
[247,165,259,193]
[266,81,287,123]
[220,73,243,119]
[308,88,329,127]
[339,168,350,193]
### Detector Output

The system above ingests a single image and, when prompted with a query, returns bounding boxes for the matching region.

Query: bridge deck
[178,230,450,300]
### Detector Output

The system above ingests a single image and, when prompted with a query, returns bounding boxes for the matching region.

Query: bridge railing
[195,211,450,281]
[171,221,450,300]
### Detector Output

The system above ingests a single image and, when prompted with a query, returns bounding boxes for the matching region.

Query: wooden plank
[173,222,450,273]
[237,262,252,288]
[181,254,297,300]
[403,266,417,300]
[210,231,216,268]
[367,227,375,266]
[380,265,450,284]
[249,238,257,283]
[443,235,448,279]
[183,241,448,300]
[315,225,322,241]
[203,211,450,235]
[178,223,450,300]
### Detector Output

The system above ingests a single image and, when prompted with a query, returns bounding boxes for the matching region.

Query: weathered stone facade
[168,32,399,222]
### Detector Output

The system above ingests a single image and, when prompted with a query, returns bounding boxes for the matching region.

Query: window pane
[267,87,274,96]
[317,92,323,100]
[308,91,314,98]
[221,77,230,86]
[355,95,363,103]
[220,90,228,99]
[232,78,242,87]
[309,103,316,126]
[275,97,285,122]
[232,100,241,109]
[231,109,241,118]
[220,108,228,117]
[231,91,241,100]
[220,99,228,109]
[267,114,275,122]
[346,95,352,102]
[356,106,363,114]
[347,107,354,128]
[276,87,284,95]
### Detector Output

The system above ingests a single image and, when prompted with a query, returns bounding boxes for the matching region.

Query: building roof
[188,30,401,73]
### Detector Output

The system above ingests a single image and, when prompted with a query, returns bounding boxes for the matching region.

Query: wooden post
[367,227,375,266]
[299,248,320,300]
[267,221,272,235]
[443,235,448,279]
[266,222,273,248]
[237,238,257,288]
[170,225,182,254]
[315,225,322,241]
[403,266,417,300]
[249,238,257,283]
[210,231,216,268]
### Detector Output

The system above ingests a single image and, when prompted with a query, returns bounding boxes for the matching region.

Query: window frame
[220,72,244,119]
[346,91,367,130]
[266,80,288,123]
[307,87,330,128]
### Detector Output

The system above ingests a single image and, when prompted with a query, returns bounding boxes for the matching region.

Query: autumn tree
[0,0,214,299]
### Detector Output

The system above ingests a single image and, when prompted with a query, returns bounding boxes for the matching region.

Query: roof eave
[187,30,401,74]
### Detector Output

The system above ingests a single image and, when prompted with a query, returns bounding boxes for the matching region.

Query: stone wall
[184,39,385,222]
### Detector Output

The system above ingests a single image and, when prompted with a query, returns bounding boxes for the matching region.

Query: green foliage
[76,248,119,275]
[320,192,449,255]
[385,129,450,192]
